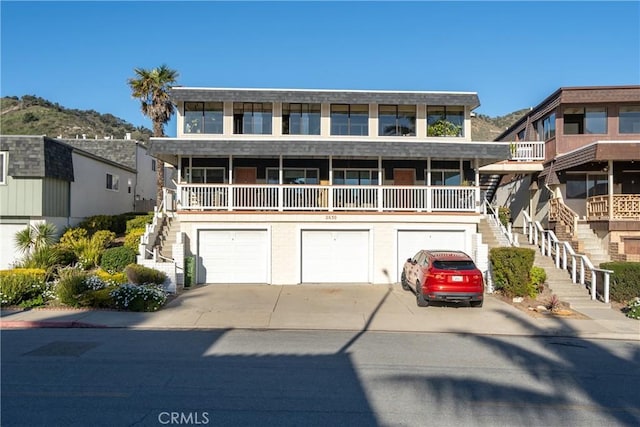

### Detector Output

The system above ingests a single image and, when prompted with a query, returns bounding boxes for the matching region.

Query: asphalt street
[2,328,639,426]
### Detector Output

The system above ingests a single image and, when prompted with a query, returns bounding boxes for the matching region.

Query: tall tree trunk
[154,122,164,209]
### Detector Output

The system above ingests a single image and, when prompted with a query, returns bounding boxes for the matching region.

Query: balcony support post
[608,160,614,220]
[377,156,383,212]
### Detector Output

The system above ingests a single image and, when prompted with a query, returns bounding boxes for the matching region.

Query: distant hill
[0,95,152,141]
[471,108,530,141]
[1,95,528,143]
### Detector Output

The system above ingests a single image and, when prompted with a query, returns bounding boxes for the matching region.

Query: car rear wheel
[415,281,429,307]
[401,271,410,291]
[470,300,483,308]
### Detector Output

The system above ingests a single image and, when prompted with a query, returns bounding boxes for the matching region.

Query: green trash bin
[184,256,195,288]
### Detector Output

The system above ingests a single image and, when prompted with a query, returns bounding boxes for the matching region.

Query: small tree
[427,119,462,137]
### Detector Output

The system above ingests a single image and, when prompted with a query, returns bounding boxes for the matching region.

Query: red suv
[401,250,484,307]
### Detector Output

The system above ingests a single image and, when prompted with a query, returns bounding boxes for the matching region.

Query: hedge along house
[492,86,640,262]
[0,135,157,269]
[147,87,515,286]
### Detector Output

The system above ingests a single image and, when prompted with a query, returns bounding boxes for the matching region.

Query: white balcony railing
[510,141,545,161]
[175,184,480,213]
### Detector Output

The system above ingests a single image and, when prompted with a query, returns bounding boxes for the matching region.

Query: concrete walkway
[1,284,638,340]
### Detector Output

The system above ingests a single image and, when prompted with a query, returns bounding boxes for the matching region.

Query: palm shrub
[0,268,49,307]
[15,246,62,274]
[100,246,137,273]
[14,223,57,255]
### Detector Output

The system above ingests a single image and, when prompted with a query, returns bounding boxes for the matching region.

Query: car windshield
[432,260,476,271]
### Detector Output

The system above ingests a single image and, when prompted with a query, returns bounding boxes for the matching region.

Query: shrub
[624,298,640,320]
[78,288,116,309]
[490,247,536,297]
[77,215,115,235]
[110,284,167,312]
[59,227,88,248]
[124,228,145,252]
[0,268,48,306]
[126,213,154,234]
[530,266,547,294]
[92,230,116,249]
[15,246,62,273]
[124,263,167,285]
[100,247,137,273]
[55,267,89,306]
[95,269,128,285]
[498,206,511,227]
[599,262,640,303]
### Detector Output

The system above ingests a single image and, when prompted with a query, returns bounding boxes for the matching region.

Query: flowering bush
[625,298,640,320]
[0,268,50,307]
[110,284,167,312]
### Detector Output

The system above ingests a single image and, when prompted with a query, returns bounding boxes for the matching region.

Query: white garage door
[301,230,370,283]
[397,230,466,282]
[198,229,269,284]
[0,223,27,270]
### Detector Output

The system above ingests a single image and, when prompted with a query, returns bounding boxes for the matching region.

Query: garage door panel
[302,230,369,283]
[397,230,465,282]
[199,230,268,284]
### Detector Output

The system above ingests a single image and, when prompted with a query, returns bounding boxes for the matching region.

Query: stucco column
[228,155,233,211]
[608,160,614,219]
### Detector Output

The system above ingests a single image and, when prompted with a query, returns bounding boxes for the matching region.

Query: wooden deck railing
[587,194,640,221]
[549,198,579,235]
[173,184,480,213]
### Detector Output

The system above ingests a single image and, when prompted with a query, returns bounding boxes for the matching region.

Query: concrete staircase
[156,215,181,261]
[516,233,611,310]
[575,223,610,267]
[478,217,510,249]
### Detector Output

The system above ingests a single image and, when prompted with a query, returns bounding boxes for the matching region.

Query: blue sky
[2,1,639,137]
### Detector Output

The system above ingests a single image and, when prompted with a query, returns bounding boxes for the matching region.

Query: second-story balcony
[173,184,480,213]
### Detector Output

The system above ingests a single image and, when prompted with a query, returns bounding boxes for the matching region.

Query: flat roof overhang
[169,87,480,109]
[149,138,510,166]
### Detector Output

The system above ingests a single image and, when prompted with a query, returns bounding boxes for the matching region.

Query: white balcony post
[228,155,234,211]
[378,156,383,212]
[474,158,480,213]
[426,157,432,212]
[278,155,284,211]
[328,155,334,212]
[608,160,614,220]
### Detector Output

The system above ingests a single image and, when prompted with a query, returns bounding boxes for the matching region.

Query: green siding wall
[0,176,43,216]
[42,178,70,217]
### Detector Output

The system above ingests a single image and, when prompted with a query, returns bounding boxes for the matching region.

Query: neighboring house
[492,86,640,262]
[0,135,157,269]
[147,87,517,285]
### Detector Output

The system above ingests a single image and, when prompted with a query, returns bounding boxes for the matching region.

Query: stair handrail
[483,200,518,246]
[549,197,579,236]
[521,213,613,303]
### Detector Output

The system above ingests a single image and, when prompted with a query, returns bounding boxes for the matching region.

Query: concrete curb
[0,320,108,329]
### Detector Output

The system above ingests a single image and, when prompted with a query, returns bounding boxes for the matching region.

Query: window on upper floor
[427,106,464,137]
[233,102,272,134]
[184,102,223,134]
[330,104,368,136]
[106,173,119,191]
[378,105,416,136]
[538,113,556,140]
[266,168,319,184]
[0,152,6,185]
[566,173,607,198]
[185,167,225,184]
[619,106,640,134]
[563,107,607,135]
[333,169,378,185]
[282,103,321,135]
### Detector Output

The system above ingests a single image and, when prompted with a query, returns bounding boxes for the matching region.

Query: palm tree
[127,65,179,207]
[15,223,57,254]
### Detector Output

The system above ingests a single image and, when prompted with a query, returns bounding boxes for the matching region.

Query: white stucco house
[145,87,537,286]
